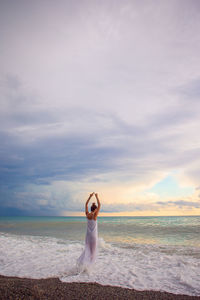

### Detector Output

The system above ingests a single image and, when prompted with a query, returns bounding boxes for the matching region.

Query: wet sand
[0,275,199,300]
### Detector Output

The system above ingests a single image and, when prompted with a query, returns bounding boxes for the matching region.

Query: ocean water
[0,216,200,296]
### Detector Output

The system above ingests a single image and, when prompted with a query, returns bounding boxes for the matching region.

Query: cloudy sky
[0,0,200,216]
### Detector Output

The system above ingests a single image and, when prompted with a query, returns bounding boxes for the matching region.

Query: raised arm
[94,193,101,216]
[85,193,94,216]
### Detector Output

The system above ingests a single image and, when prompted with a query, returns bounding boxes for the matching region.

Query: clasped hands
[89,192,98,198]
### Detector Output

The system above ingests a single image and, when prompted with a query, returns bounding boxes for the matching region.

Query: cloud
[174,78,200,102]
[100,202,159,213]
[0,0,200,215]
[157,200,200,209]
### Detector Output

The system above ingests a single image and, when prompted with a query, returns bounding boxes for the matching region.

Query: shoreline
[0,275,199,300]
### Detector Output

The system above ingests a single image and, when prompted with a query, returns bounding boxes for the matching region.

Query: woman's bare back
[87,211,97,220]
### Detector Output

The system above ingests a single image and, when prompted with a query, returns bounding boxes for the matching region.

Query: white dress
[77,218,98,271]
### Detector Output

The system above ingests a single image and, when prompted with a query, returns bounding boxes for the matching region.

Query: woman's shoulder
[86,213,97,220]
[86,213,92,219]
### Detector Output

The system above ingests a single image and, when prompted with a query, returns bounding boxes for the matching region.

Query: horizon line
[0,215,200,218]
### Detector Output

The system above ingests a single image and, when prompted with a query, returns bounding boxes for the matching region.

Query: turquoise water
[0,215,200,247]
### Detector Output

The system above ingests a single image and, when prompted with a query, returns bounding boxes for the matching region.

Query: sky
[0,0,200,216]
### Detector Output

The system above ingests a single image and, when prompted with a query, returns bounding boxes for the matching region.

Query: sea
[0,216,200,296]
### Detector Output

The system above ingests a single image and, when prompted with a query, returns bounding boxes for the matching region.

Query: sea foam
[0,233,199,296]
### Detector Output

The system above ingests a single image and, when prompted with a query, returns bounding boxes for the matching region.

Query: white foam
[0,233,199,296]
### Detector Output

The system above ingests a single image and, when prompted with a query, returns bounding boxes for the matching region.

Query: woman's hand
[90,192,95,198]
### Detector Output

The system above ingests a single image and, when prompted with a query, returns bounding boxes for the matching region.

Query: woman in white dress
[77,192,101,271]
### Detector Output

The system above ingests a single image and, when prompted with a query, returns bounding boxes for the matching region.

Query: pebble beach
[1,275,200,300]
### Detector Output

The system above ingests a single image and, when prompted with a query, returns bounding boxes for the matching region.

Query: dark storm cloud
[1,0,200,215]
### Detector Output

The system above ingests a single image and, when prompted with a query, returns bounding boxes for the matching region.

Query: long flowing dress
[77,218,98,271]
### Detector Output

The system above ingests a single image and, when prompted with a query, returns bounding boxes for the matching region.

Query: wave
[0,233,199,296]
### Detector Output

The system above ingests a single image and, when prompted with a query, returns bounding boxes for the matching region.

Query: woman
[77,192,101,271]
